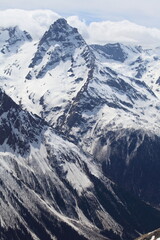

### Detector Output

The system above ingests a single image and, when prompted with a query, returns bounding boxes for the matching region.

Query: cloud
[68,16,160,47]
[1,9,160,47]
[2,0,160,28]
[67,16,89,39]
[1,0,160,28]
[0,9,60,39]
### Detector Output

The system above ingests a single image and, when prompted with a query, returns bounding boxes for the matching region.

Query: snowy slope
[0,89,118,240]
[91,43,160,99]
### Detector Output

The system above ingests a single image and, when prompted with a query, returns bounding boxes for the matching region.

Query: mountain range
[1,17,160,240]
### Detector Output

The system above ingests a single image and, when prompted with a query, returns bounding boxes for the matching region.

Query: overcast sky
[1,0,160,47]
[1,0,160,27]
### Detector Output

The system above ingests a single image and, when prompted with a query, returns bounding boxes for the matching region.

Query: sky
[1,0,160,47]
[1,0,160,27]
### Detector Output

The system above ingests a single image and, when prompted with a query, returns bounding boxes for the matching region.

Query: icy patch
[63,162,92,194]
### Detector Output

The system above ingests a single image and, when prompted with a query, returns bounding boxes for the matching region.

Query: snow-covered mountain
[2,87,160,240]
[1,17,160,239]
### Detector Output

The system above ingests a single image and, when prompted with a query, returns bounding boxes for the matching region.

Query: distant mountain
[0,18,160,240]
[0,26,32,54]
[91,43,129,62]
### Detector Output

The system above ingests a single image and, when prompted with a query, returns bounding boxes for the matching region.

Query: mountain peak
[50,18,79,35]
[27,18,94,79]
[50,17,77,31]
[39,18,79,44]
[52,18,69,28]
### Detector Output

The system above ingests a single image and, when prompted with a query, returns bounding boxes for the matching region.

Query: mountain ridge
[1,17,160,239]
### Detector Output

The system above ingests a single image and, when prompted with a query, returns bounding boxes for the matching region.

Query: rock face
[94,129,160,207]
[1,18,160,240]
[0,89,42,155]
[135,228,160,240]
[91,43,128,62]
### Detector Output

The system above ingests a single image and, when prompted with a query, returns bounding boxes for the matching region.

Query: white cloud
[0,9,60,39]
[1,0,160,28]
[88,20,160,46]
[68,17,160,47]
[1,9,160,47]
[67,16,89,39]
